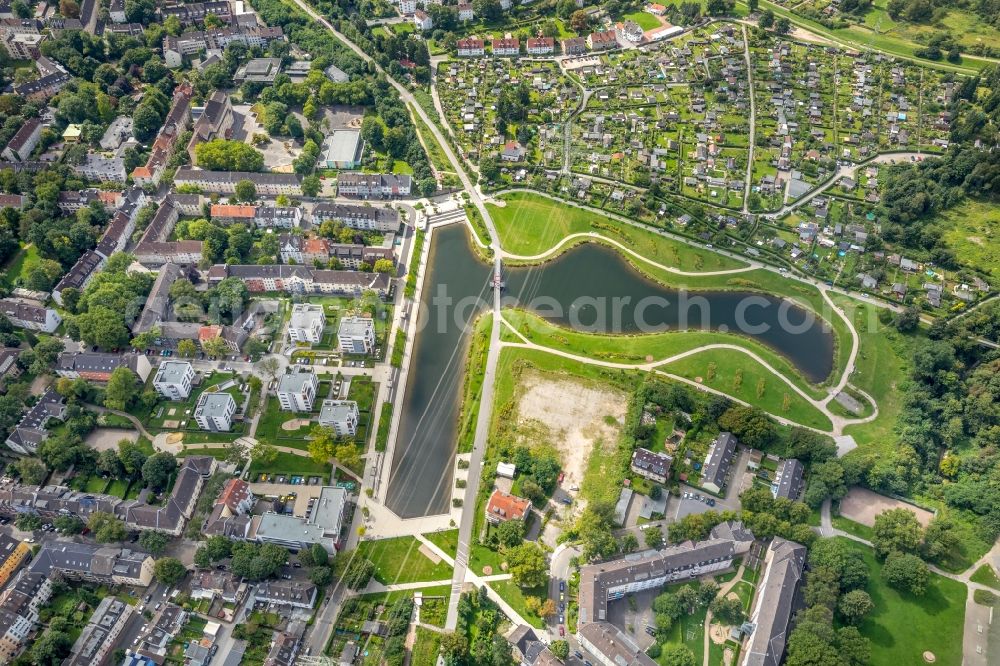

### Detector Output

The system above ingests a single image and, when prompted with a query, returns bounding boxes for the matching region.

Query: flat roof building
[194,392,237,431]
[277,370,318,412]
[252,486,347,553]
[288,303,326,344]
[321,129,364,169]
[337,316,374,355]
[153,360,196,400]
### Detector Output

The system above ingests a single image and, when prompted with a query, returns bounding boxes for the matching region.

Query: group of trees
[65,253,154,349]
[195,139,265,172]
[307,424,362,468]
[784,539,872,665]
[442,587,511,666]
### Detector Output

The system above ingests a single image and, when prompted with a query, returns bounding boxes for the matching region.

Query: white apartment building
[337,316,375,355]
[288,303,326,344]
[318,400,359,437]
[276,371,318,412]
[153,361,196,400]
[194,392,237,431]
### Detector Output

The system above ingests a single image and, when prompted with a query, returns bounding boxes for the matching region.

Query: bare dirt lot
[85,427,138,452]
[839,486,934,527]
[514,370,627,491]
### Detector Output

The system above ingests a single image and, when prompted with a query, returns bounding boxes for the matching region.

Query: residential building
[74,152,127,182]
[616,20,643,43]
[4,389,66,455]
[317,399,358,436]
[485,490,531,524]
[0,535,30,590]
[109,0,126,22]
[131,82,193,186]
[153,360,196,400]
[99,116,134,151]
[174,168,302,195]
[2,117,41,162]
[0,571,52,664]
[206,264,392,298]
[336,173,411,199]
[2,31,43,58]
[120,456,216,535]
[492,37,519,56]
[251,485,347,552]
[94,186,146,258]
[277,371,318,412]
[457,37,485,56]
[701,431,737,494]
[526,37,553,55]
[190,570,244,603]
[630,448,672,484]
[321,129,364,169]
[255,580,317,609]
[399,0,415,12]
[577,522,754,666]
[458,3,473,20]
[53,249,105,305]
[740,539,807,666]
[0,347,20,387]
[0,194,25,210]
[131,263,184,335]
[0,297,61,332]
[501,140,526,162]
[338,316,375,355]
[288,303,326,343]
[210,203,256,224]
[30,542,155,586]
[312,202,400,231]
[194,392,237,431]
[279,234,330,265]
[587,30,617,50]
[13,68,69,101]
[163,25,284,68]
[562,37,586,55]
[413,9,432,30]
[254,206,301,228]
[65,597,134,666]
[56,352,152,382]
[771,458,804,500]
[203,478,255,539]
[188,90,235,161]
[265,620,306,666]
[134,199,204,266]
[161,1,232,25]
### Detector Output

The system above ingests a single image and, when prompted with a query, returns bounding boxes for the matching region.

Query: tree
[893,306,920,332]
[154,557,187,586]
[53,515,85,534]
[88,511,127,543]
[838,589,874,623]
[250,441,278,466]
[139,530,170,554]
[235,179,256,202]
[195,139,265,172]
[539,598,558,618]
[256,356,282,383]
[620,533,639,553]
[550,640,569,659]
[774,16,791,33]
[15,513,42,531]
[718,406,776,447]
[569,9,590,32]
[882,551,929,595]
[645,525,663,548]
[104,367,138,410]
[759,8,774,27]
[30,626,73,666]
[142,452,178,491]
[178,339,198,357]
[14,457,47,485]
[342,557,375,589]
[118,438,148,478]
[709,596,745,625]
[872,508,923,558]
[75,307,131,349]
[808,538,869,591]
[706,0,732,14]
[496,519,526,548]
[302,175,321,197]
[506,542,548,588]
[202,335,230,359]
[309,566,333,586]
[660,645,696,666]
[440,632,469,661]
[676,585,701,612]
[373,258,394,274]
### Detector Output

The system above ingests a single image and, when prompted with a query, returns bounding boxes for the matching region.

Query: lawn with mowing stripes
[356,536,453,585]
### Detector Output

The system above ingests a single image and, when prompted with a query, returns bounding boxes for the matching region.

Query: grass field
[0,244,41,288]
[411,627,442,665]
[356,536,454,585]
[422,528,506,574]
[248,451,329,480]
[841,538,966,666]
[938,199,1000,282]
[623,10,661,29]
[487,580,546,628]
[971,564,1000,591]
[487,192,744,273]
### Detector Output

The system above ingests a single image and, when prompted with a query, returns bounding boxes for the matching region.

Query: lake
[385,224,834,518]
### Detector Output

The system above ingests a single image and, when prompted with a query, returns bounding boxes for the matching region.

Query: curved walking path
[86,405,154,441]
[500,231,757,277]
[500,315,874,436]
[703,564,746,666]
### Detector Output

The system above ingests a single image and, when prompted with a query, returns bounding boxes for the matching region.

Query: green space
[375,401,393,452]
[656,581,709,664]
[971,564,1000,591]
[422,528,505,575]
[411,626,443,665]
[487,192,744,272]
[937,199,1000,282]
[256,395,314,445]
[248,451,330,481]
[0,243,41,288]
[623,10,661,29]
[839,538,966,666]
[831,513,876,541]
[356,536,453,585]
[487,580,546,629]
[458,313,493,453]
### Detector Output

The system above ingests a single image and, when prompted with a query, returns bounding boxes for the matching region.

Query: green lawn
[938,199,1000,283]
[256,396,313,445]
[248,451,329,481]
[840,538,966,666]
[971,564,1000,591]
[656,582,709,664]
[423,528,506,575]
[487,192,745,273]
[487,580,546,628]
[623,10,660,29]
[832,514,876,542]
[355,536,453,585]
[0,244,41,289]
[375,401,393,452]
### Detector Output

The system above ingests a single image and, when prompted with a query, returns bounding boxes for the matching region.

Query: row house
[279,234,331,265]
[134,199,205,266]
[4,390,65,455]
[526,37,553,55]
[160,0,232,25]
[131,82,194,187]
[312,202,400,232]
[0,297,60,332]
[492,37,519,56]
[174,168,302,195]
[336,173,411,199]
[206,264,392,298]
[457,37,485,57]
[163,25,284,68]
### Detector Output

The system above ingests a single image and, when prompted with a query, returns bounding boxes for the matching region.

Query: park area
[356,536,453,585]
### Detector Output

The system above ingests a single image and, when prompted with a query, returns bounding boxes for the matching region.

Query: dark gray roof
[743,538,807,666]
[702,432,737,488]
[773,459,804,500]
[132,263,184,333]
[631,447,672,478]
